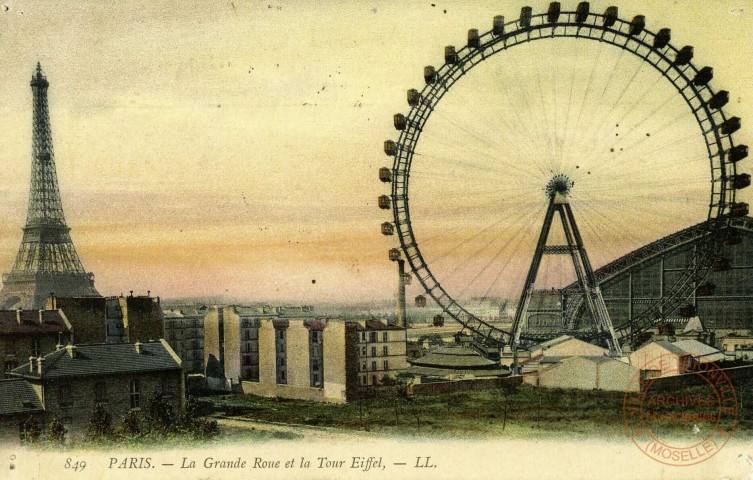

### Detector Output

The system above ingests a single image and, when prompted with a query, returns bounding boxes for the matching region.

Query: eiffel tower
[0,64,100,309]
[511,175,621,355]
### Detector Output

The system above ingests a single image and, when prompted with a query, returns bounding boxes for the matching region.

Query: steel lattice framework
[0,64,99,309]
[380,4,748,349]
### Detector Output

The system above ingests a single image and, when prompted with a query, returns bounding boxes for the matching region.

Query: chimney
[134,341,142,354]
[29,356,35,372]
[51,292,57,310]
[16,310,22,324]
[36,357,44,374]
[65,344,76,358]
[39,310,44,324]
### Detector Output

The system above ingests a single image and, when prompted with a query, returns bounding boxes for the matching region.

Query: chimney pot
[36,357,44,374]
[66,344,76,358]
[29,356,35,372]
[16,310,21,324]
[134,341,142,354]
[39,310,43,324]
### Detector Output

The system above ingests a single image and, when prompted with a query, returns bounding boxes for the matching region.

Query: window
[94,382,108,403]
[372,375,377,386]
[58,385,72,407]
[383,332,388,342]
[371,361,376,371]
[31,339,40,358]
[383,360,389,371]
[370,332,377,342]
[383,346,388,356]
[129,379,140,409]
[276,328,287,384]
[371,347,376,357]
[361,332,366,341]
[361,346,366,355]
[361,361,367,371]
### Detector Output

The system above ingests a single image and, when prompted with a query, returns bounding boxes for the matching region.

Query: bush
[176,396,219,439]
[47,418,67,444]
[121,410,141,436]
[144,394,174,434]
[22,416,41,444]
[86,403,113,440]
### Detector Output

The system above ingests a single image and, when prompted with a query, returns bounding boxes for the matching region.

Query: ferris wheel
[378,2,749,350]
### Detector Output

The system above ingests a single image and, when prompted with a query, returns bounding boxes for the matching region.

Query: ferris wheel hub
[545,174,574,200]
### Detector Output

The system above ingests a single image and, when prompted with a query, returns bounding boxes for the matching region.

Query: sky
[0,0,750,304]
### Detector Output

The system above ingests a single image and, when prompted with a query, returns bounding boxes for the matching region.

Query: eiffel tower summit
[0,64,100,309]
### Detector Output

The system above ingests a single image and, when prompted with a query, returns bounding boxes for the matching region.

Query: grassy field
[202,378,753,440]
[202,376,753,438]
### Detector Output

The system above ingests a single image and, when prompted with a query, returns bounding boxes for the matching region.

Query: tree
[22,416,41,444]
[47,418,67,444]
[86,403,113,440]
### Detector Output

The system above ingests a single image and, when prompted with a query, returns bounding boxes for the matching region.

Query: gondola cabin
[381,222,394,236]
[384,140,398,156]
[653,28,671,49]
[424,66,436,84]
[444,46,458,65]
[575,2,590,23]
[401,273,412,285]
[675,46,694,65]
[379,167,392,182]
[493,15,505,36]
[708,91,729,110]
[721,117,741,135]
[696,283,715,296]
[393,113,407,131]
[520,6,532,28]
[657,323,675,336]
[712,257,730,272]
[407,89,421,106]
[415,295,426,308]
[378,195,391,209]
[731,174,751,190]
[730,202,749,217]
[467,29,480,49]
[723,231,742,246]
[389,248,401,261]
[729,144,748,163]
[547,2,561,23]
[433,315,445,327]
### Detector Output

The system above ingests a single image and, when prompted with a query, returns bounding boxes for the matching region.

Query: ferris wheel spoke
[424,203,539,267]
[578,57,653,160]
[454,205,542,299]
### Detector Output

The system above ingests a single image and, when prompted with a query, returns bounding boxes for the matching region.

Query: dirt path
[215,416,380,441]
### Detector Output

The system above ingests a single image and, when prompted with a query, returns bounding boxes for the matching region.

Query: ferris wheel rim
[384,8,742,347]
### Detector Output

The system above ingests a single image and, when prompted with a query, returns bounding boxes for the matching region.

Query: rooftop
[357,319,405,331]
[0,379,43,415]
[409,345,501,369]
[9,340,181,380]
[0,309,71,335]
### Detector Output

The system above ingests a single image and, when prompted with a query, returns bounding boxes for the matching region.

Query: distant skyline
[0,1,750,303]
